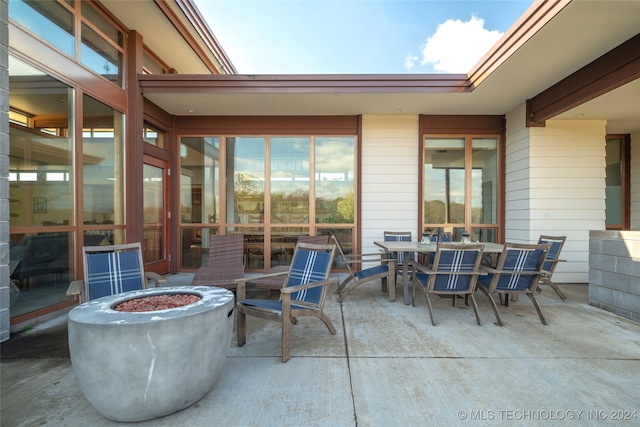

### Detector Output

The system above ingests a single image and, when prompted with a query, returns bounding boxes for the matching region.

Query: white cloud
[404,54,419,71]
[420,15,503,73]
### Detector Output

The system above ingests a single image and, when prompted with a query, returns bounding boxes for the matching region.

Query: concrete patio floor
[2,274,639,426]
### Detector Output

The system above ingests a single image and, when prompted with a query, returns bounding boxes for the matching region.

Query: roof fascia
[467,0,571,89]
[527,33,640,127]
[152,0,224,74]
[175,0,237,74]
[138,73,471,94]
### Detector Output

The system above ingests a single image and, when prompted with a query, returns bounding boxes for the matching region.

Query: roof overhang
[135,0,640,134]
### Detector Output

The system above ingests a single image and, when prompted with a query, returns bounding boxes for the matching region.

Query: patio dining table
[374,241,505,305]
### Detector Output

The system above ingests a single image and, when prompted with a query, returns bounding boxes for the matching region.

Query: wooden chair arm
[66,280,84,298]
[342,252,391,260]
[235,271,290,301]
[235,271,289,285]
[145,272,168,288]
[340,256,395,265]
[480,265,545,276]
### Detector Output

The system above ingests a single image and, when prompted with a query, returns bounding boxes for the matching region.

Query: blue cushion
[430,249,479,291]
[86,251,144,300]
[355,264,388,280]
[539,239,562,271]
[286,250,331,305]
[240,299,312,312]
[480,248,546,291]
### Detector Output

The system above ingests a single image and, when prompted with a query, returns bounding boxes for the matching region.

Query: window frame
[605,134,631,230]
[419,115,505,243]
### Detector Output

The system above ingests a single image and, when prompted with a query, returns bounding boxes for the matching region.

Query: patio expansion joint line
[339,300,358,427]
[340,356,640,361]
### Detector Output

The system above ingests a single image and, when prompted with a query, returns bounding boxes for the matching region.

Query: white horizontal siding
[361,115,419,254]
[505,106,606,283]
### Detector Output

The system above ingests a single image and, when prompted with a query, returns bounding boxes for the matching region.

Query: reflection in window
[180,138,220,268]
[227,137,265,224]
[471,138,498,224]
[180,137,220,224]
[9,232,72,317]
[81,1,122,46]
[423,136,499,242]
[423,138,465,224]
[605,137,623,226]
[80,2,124,86]
[271,137,310,224]
[9,0,75,58]
[81,22,123,86]
[143,123,164,148]
[82,94,124,226]
[143,164,164,264]
[315,137,355,224]
[9,56,73,227]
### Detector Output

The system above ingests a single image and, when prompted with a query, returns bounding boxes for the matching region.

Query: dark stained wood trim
[355,115,363,256]
[527,33,640,126]
[153,0,222,74]
[139,73,471,94]
[621,134,631,231]
[418,115,426,234]
[175,0,237,74]
[420,115,505,134]
[143,44,173,74]
[126,30,145,247]
[144,98,173,127]
[174,115,359,135]
[418,114,506,243]
[10,300,77,326]
[142,99,173,161]
[9,24,128,113]
[469,0,571,89]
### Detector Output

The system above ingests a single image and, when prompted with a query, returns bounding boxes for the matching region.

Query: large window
[423,136,499,242]
[8,56,74,318]
[180,135,356,270]
[82,94,125,245]
[315,137,355,225]
[9,0,75,57]
[605,135,630,229]
[271,137,310,225]
[180,137,221,268]
[9,0,125,87]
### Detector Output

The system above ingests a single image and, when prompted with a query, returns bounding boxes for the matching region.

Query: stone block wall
[1,0,9,342]
[589,230,640,322]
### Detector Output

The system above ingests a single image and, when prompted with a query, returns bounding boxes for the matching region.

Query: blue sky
[194,0,535,74]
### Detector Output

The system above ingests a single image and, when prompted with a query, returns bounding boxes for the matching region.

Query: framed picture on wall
[33,197,47,213]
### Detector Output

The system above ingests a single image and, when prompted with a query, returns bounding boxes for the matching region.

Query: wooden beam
[527,33,640,127]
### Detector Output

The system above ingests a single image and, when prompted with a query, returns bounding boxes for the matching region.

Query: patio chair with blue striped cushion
[410,243,485,325]
[537,235,567,300]
[66,243,167,303]
[254,235,330,295]
[476,242,550,325]
[235,242,338,362]
[383,230,414,266]
[332,234,396,302]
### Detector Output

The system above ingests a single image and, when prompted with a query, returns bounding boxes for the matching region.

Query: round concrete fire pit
[68,286,234,422]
